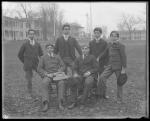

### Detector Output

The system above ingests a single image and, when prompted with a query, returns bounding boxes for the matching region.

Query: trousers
[41,77,65,103]
[97,65,123,99]
[25,69,35,93]
[67,75,95,104]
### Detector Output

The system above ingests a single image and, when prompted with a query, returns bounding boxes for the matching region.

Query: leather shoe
[58,100,65,110]
[41,101,49,112]
[68,102,77,109]
[103,95,109,99]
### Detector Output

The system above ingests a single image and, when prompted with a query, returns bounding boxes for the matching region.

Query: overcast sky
[2,2,146,35]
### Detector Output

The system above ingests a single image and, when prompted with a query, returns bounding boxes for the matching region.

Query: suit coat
[54,36,82,61]
[89,38,108,74]
[37,54,65,78]
[73,54,99,76]
[18,39,43,71]
[89,38,108,61]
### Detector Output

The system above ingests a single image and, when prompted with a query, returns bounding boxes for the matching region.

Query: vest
[108,43,122,70]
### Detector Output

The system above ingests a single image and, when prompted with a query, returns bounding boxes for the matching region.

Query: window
[35,21,40,28]
[12,21,15,27]
[26,23,29,28]
[20,22,23,28]
[5,30,9,37]
[5,20,8,27]
[26,32,28,37]
[20,32,23,37]
[36,30,39,36]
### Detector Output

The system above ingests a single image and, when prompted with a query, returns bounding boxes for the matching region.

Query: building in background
[2,16,43,41]
[118,30,146,41]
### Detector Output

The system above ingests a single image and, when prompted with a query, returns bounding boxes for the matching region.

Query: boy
[97,31,127,103]
[67,45,99,109]
[89,27,108,99]
[18,29,43,97]
[54,23,82,76]
[37,43,66,112]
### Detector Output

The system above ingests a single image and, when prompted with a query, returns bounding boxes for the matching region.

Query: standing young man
[89,27,108,99]
[18,29,43,97]
[97,31,127,103]
[37,43,66,112]
[54,23,82,76]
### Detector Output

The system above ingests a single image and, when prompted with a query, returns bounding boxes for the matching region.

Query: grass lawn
[2,40,148,118]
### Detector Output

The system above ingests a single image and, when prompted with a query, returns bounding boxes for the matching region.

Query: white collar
[63,34,69,40]
[82,54,88,59]
[112,40,119,44]
[47,52,54,57]
[28,38,35,45]
[95,36,102,42]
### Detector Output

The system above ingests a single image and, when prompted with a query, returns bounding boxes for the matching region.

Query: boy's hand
[96,57,99,62]
[83,71,91,77]
[58,68,63,72]
[73,73,79,78]
[46,73,54,78]
[121,67,126,74]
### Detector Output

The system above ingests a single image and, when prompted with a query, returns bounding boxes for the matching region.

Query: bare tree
[117,13,142,40]
[40,5,48,41]
[18,3,35,29]
[117,23,126,31]
[56,10,65,37]
[39,3,65,42]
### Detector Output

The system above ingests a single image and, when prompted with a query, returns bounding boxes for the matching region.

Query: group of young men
[18,23,127,112]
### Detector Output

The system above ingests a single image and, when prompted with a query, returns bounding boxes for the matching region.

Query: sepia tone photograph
[2,1,148,119]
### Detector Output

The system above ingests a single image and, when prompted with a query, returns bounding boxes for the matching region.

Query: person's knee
[25,70,33,80]
[58,80,65,87]
[85,76,94,85]
[99,75,106,83]
[42,77,51,85]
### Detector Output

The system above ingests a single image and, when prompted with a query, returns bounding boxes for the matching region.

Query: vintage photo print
[2,1,148,119]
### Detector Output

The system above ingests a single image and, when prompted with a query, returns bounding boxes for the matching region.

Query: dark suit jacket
[18,39,43,71]
[89,38,108,66]
[54,36,82,61]
[73,54,99,76]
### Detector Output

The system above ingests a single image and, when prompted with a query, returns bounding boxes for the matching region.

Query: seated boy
[37,43,66,112]
[67,45,99,109]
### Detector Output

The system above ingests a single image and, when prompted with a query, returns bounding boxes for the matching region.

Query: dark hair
[62,23,70,30]
[94,27,102,34]
[45,43,54,49]
[28,29,35,34]
[110,31,119,37]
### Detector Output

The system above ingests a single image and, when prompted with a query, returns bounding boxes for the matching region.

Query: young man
[67,45,99,109]
[97,31,127,103]
[37,43,66,112]
[89,27,109,99]
[54,23,82,76]
[18,29,43,97]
